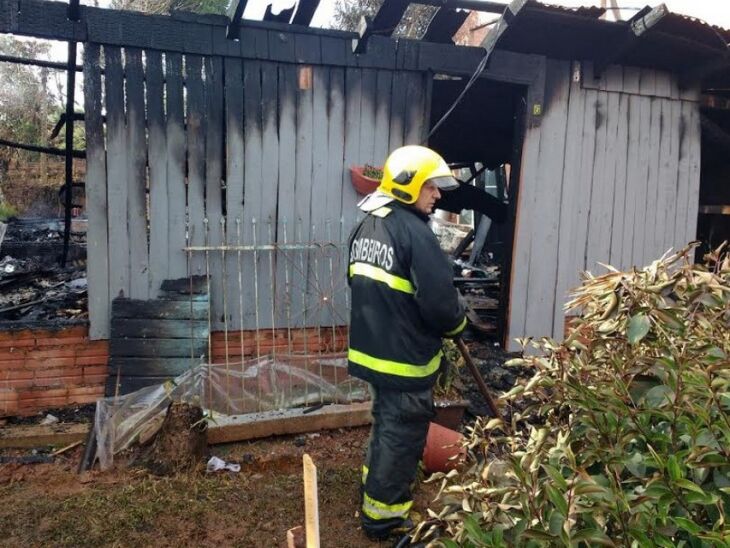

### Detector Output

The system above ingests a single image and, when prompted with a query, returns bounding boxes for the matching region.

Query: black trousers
[361,385,435,537]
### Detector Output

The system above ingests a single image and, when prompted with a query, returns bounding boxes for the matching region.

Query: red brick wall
[0,325,108,417]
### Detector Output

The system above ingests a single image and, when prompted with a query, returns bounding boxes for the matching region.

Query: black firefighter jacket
[347,201,466,391]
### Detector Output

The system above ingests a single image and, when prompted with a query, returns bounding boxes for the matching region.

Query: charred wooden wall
[507,60,701,348]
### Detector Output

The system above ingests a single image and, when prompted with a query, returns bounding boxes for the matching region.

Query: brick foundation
[0,325,108,417]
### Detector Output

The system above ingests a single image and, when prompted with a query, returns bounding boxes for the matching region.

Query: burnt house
[0,0,729,410]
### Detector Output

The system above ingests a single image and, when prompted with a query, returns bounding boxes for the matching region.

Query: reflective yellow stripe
[348,262,415,294]
[362,465,368,484]
[348,348,442,378]
[362,493,413,521]
[445,316,467,336]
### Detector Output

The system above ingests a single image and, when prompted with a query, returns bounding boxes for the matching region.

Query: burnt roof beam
[226,0,249,40]
[422,7,469,43]
[415,0,507,13]
[291,0,321,26]
[593,3,668,78]
[353,0,411,54]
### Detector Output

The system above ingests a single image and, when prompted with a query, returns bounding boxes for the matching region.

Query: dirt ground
[0,426,440,548]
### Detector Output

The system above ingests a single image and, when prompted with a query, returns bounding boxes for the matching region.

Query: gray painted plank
[552,69,586,336]
[325,67,348,326]
[663,97,681,253]
[111,318,208,339]
[112,298,208,319]
[639,68,657,97]
[373,70,392,165]
[599,91,620,266]
[622,66,641,95]
[103,46,130,300]
[146,50,168,299]
[609,93,630,268]
[225,57,245,331]
[685,102,701,254]
[259,61,280,329]
[404,72,425,145]
[621,95,641,268]
[83,43,109,340]
[276,64,298,328]
[523,60,571,340]
[573,89,598,276]
[241,60,264,331]
[642,97,662,262]
[674,100,692,248]
[388,71,407,153]
[124,48,149,300]
[110,337,207,358]
[655,70,672,99]
[185,55,207,277]
[603,65,623,93]
[310,65,331,326]
[585,90,610,273]
[204,56,225,327]
[341,68,362,228]
[654,98,672,256]
[631,96,652,266]
[358,68,377,165]
[165,52,187,279]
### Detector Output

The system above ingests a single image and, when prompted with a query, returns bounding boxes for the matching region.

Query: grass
[0,202,17,221]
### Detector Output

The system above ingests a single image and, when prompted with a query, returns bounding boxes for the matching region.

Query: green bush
[0,202,17,221]
[416,245,730,547]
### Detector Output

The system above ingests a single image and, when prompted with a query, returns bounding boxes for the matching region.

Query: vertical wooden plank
[552,65,586,336]
[639,68,657,97]
[83,43,109,339]
[404,71,426,145]
[146,51,168,300]
[259,61,279,329]
[204,56,225,328]
[523,60,571,340]
[642,97,662,262]
[358,68,377,166]
[603,65,623,93]
[276,63,298,327]
[674,100,691,247]
[124,48,149,300]
[585,90,609,273]
[165,52,187,279]
[685,102,701,252]
[622,66,640,95]
[293,63,314,329]
[341,67,362,224]
[655,70,672,99]
[609,93,630,268]
[631,96,652,266]
[599,91,620,266]
[226,57,245,330]
[104,46,130,300]
[373,69,392,165]
[574,89,598,276]
[654,98,673,256]
[388,71,407,153]
[620,95,639,268]
[185,55,206,277]
[325,67,348,325]
[662,97,681,253]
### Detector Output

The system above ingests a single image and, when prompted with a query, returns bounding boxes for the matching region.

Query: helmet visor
[427,175,460,191]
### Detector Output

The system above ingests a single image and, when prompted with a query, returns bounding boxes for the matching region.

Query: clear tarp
[94,353,368,470]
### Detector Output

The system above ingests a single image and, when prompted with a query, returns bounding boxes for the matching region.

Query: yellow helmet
[378,145,458,204]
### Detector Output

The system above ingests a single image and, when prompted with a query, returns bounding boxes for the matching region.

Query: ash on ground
[0,218,87,323]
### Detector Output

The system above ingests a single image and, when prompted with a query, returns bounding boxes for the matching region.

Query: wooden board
[632,95,652,266]
[124,47,149,300]
[83,43,110,340]
[358,68,377,166]
[621,94,641,268]
[642,97,662,262]
[146,50,169,298]
[674,100,692,247]
[685,102,702,251]
[112,298,208,320]
[204,56,225,330]
[523,60,570,340]
[609,92,630,268]
[165,52,187,279]
[103,46,130,300]
[552,67,586,335]
[110,338,208,358]
[185,55,207,277]
[106,375,176,395]
[108,356,201,376]
[111,318,208,339]
[373,69,392,166]
[341,67,362,224]
[584,90,609,274]
[387,71,407,153]
[0,423,89,449]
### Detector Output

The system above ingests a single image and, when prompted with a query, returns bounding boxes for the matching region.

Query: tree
[332,0,435,39]
[110,0,228,16]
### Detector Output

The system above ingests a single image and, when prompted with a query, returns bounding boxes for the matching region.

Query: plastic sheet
[94,353,368,470]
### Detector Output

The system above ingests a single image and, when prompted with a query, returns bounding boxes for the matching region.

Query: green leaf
[667,455,683,481]
[643,385,674,407]
[522,529,557,541]
[672,517,702,536]
[675,478,706,496]
[571,528,615,546]
[463,514,489,543]
[628,314,651,344]
[545,484,568,517]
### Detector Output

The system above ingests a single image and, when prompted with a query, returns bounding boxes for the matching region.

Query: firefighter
[347,145,467,540]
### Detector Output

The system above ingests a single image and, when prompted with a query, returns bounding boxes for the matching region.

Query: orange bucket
[422,422,465,473]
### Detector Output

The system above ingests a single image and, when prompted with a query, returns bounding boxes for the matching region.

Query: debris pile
[0,218,87,323]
